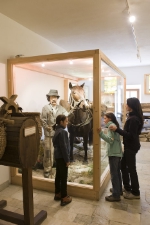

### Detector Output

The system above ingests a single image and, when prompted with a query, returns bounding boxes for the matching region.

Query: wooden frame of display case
[7,49,126,200]
[144,74,150,94]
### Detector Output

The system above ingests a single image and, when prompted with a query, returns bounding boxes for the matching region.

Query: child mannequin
[97,112,123,202]
[53,115,72,206]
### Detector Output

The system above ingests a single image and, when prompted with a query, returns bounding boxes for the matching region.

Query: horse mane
[59,99,71,112]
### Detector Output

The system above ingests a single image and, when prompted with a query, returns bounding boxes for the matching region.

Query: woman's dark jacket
[115,112,142,152]
[52,125,70,163]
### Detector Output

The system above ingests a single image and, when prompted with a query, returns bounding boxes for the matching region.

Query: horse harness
[68,105,93,128]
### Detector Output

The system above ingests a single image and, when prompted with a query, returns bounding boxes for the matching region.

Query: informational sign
[24,126,36,137]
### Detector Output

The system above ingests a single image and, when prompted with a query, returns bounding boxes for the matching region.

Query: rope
[69,106,93,128]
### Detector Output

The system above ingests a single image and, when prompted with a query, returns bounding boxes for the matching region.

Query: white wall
[0,13,65,64]
[120,65,150,103]
[0,13,65,187]
[14,67,65,112]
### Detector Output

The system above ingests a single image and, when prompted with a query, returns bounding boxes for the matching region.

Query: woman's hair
[127,97,143,131]
[56,114,67,125]
[104,112,120,128]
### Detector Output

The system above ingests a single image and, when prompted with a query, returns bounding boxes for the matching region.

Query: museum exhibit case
[7,49,126,200]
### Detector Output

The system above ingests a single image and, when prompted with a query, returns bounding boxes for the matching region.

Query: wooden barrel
[11,112,42,138]
[0,117,39,168]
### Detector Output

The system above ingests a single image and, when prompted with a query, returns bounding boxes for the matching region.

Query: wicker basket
[0,121,6,159]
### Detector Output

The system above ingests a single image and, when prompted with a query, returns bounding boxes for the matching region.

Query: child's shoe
[61,195,72,206]
[54,193,61,201]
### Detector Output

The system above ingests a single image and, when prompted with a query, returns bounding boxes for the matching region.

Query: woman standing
[110,97,143,199]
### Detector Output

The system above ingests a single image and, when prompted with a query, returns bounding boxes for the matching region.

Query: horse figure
[68,82,93,162]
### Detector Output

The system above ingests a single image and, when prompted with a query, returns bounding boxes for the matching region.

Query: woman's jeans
[121,149,140,196]
[109,156,122,198]
[55,158,68,198]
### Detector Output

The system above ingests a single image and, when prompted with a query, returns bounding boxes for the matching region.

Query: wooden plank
[0,200,7,209]
[0,209,24,225]
[22,168,34,225]
[34,210,47,225]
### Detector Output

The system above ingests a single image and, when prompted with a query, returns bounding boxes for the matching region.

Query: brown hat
[46,89,60,98]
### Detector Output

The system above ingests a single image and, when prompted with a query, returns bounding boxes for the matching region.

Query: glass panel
[100,61,124,175]
[13,57,94,186]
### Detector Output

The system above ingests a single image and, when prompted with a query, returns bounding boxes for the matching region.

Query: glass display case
[7,49,126,200]
[100,61,125,177]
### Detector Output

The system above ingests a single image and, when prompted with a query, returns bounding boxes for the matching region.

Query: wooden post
[93,50,101,199]
[64,79,69,101]
[22,168,34,225]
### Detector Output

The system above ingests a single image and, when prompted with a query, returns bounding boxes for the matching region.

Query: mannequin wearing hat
[41,89,68,178]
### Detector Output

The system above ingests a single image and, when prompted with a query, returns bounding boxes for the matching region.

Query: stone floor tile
[141,205,150,213]
[41,215,62,225]
[94,206,140,225]
[68,201,96,216]
[53,209,76,222]
[73,214,93,225]
[7,198,23,208]
[0,220,14,225]
[140,210,150,225]
[109,221,129,225]
[3,205,19,213]
[127,204,141,214]
[110,201,128,211]
[35,204,61,216]
[11,189,37,201]
[90,215,109,225]
[61,222,83,225]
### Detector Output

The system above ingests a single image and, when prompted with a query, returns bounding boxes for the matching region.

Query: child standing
[52,115,72,206]
[97,112,123,202]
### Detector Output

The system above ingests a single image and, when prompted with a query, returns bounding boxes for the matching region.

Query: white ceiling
[0,0,150,67]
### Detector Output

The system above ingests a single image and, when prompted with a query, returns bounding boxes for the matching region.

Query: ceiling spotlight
[42,63,45,67]
[102,69,104,72]
[89,77,92,81]
[129,16,136,23]
[69,60,73,64]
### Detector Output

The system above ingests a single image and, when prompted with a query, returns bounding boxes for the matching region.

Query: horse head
[69,82,85,103]
[69,82,90,109]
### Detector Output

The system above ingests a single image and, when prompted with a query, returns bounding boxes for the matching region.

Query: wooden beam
[100,51,126,79]
[0,200,7,209]
[7,60,14,97]
[15,64,78,81]
[7,50,97,65]
[0,209,24,225]
[34,211,47,225]
[93,52,101,198]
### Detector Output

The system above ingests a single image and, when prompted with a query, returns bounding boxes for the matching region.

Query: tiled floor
[0,142,150,225]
